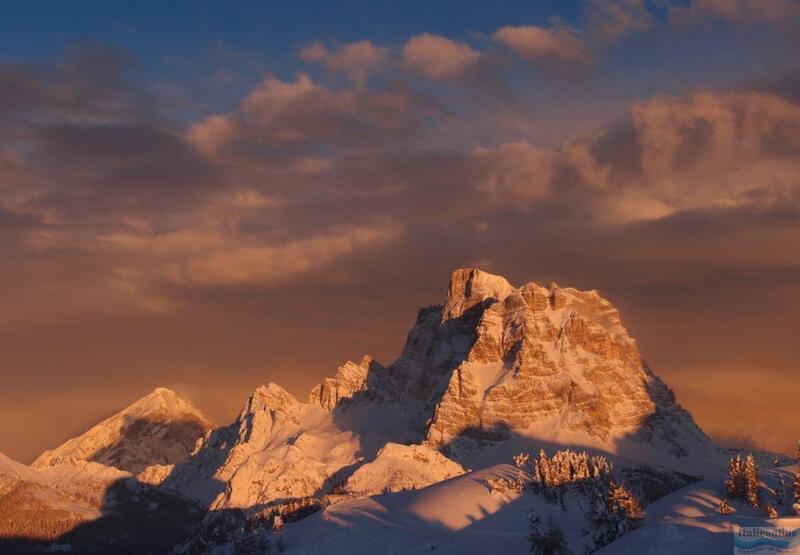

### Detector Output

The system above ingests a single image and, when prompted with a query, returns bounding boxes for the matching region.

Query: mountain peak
[150,386,178,398]
[129,387,208,420]
[250,383,301,414]
[32,388,213,473]
[443,268,515,321]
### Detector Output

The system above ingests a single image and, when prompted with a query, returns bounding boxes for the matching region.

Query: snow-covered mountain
[33,387,213,473]
[140,268,717,515]
[319,268,712,463]
[5,267,768,554]
[153,381,422,509]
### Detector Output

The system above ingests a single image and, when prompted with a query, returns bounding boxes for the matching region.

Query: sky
[1,0,799,462]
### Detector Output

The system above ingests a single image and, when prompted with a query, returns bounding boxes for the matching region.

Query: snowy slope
[2,449,128,494]
[281,465,531,554]
[600,465,800,555]
[0,450,41,486]
[281,462,623,555]
[281,462,799,555]
[33,387,213,473]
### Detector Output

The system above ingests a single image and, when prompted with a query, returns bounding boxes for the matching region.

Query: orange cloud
[300,40,389,81]
[102,223,403,291]
[402,34,482,80]
[494,25,592,66]
[622,91,800,220]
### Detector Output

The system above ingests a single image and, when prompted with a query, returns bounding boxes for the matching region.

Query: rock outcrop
[308,356,386,410]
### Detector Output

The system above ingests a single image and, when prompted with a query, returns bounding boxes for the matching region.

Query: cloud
[472,141,556,206]
[0,44,148,127]
[241,72,318,125]
[402,34,482,80]
[670,0,800,25]
[494,25,593,66]
[103,222,402,289]
[582,0,655,43]
[189,73,443,160]
[625,91,800,217]
[299,40,389,81]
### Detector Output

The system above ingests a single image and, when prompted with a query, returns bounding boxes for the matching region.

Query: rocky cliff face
[33,388,214,473]
[311,268,713,461]
[424,270,710,458]
[308,356,386,410]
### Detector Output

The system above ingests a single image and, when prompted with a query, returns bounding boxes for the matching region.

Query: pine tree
[718,498,734,515]
[590,490,614,550]
[608,480,643,522]
[776,474,787,505]
[514,453,531,469]
[591,479,642,549]
[528,513,543,553]
[514,452,531,491]
[792,472,800,516]
[537,449,550,489]
[726,455,746,499]
[744,454,760,508]
[529,515,569,555]
[763,503,778,519]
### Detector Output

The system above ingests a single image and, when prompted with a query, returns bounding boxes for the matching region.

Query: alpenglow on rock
[33,387,213,473]
[311,268,714,461]
[308,356,386,410]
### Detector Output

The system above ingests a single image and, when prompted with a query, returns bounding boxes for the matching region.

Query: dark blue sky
[1,0,790,129]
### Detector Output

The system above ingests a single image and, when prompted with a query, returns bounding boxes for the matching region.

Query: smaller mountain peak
[257,382,293,397]
[248,383,301,414]
[32,387,213,473]
[125,387,210,426]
